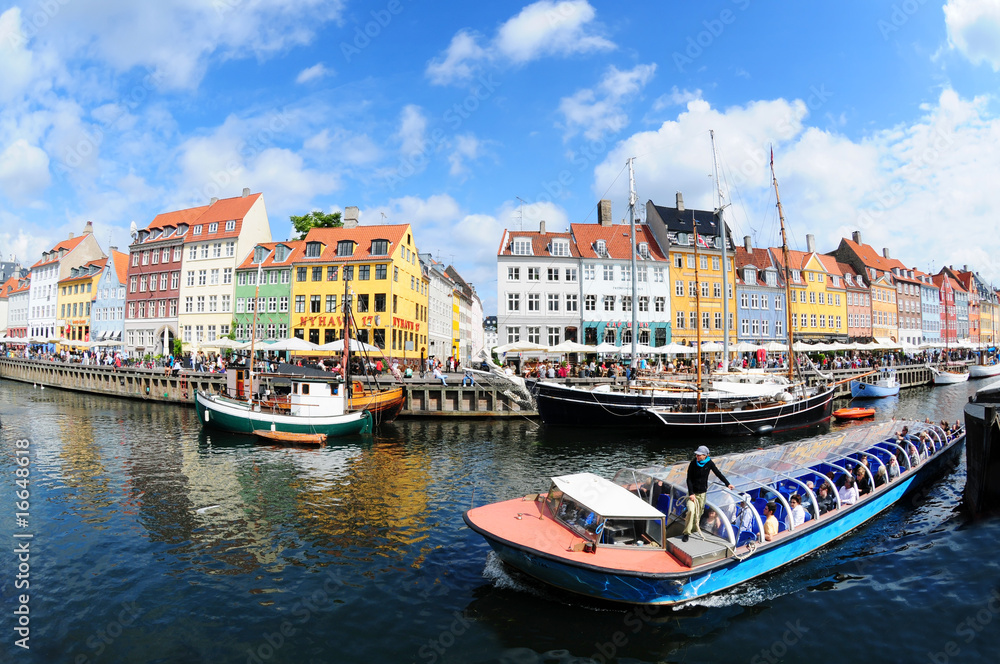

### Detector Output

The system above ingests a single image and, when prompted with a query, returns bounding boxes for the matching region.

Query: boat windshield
[547,473,666,548]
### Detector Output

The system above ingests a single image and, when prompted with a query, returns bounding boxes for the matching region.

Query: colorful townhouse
[838,263,871,341]
[889,266,925,347]
[176,190,271,349]
[830,231,900,342]
[572,202,671,348]
[233,241,302,343]
[57,258,107,342]
[933,270,962,344]
[734,237,786,344]
[290,209,427,360]
[421,253,460,362]
[91,249,129,347]
[769,236,848,343]
[645,194,735,348]
[28,222,104,341]
[4,275,30,339]
[497,221,583,349]
[918,272,941,344]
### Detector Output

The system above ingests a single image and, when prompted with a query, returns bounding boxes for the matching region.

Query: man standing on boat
[682,446,734,542]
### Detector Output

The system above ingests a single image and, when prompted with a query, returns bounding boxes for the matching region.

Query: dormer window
[193,225,203,235]
[595,239,607,257]
[512,238,532,256]
[637,242,649,259]
[254,246,268,263]
[765,271,777,287]
[178,224,188,235]
[306,242,324,258]
[274,245,288,262]
[791,269,801,283]
[676,232,688,246]
[831,276,840,287]
[162,226,175,238]
[371,239,389,256]
[225,220,236,231]
[336,240,355,257]
[551,239,570,257]
[208,222,218,233]
[743,267,756,284]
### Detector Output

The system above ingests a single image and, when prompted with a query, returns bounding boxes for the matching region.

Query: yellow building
[290,213,427,360]
[770,248,848,342]
[57,258,107,343]
[869,271,898,342]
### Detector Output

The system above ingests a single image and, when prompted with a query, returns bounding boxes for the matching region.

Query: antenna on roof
[516,196,526,231]
[129,220,137,240]
[380,212,387,222]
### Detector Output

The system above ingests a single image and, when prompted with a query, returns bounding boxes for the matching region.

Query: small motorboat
[253,429,327,446]
[849,369,900,398]
[969,362,1000,379]
[833,407,876,420]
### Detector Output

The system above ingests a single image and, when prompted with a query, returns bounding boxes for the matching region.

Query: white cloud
[594,88,1000,283]
[396,105,428,157]
[296,62,332,84]
[426,0,614,85]
[0,139,51,203]
[558,63,656,140]
[304,128,380,165]
[944,0,1000,70]
[448,134,483,176]
[652,87,703,111]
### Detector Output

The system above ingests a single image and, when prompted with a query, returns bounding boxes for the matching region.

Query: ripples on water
[1,379,999,663]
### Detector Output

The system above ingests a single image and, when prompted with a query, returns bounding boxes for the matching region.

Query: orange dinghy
[833,407,875,420]
[253,430,327,446]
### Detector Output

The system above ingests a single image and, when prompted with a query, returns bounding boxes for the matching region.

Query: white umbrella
[592,342,622,354]
[699,341,724,352]
[317,338,381,353]
[763,341,788,352]
[658,342,696,354]
[201,337,242,350]
[734,341,760,352]
[546,340,592,353]
[494,341,548,354]
[266,338,321,352]
[619,343,658,355]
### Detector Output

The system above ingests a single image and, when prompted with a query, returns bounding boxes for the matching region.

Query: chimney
[242,187,250,198]
[539,220,546,235]
[806,234,816,253]
[851,230,862,244]
[68,232,74,240]
[744,235,752,252]
[210,197,219,204]
[109,246,117,253]
[883,248,890,259]
[598,199,612,227]
[676,192,685,212]
[963,264,968,272]
[83,221,93,235]
[344,206,360,228]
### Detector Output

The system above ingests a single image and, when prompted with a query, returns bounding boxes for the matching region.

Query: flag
[770,145,774,167]
[697,234,710,248]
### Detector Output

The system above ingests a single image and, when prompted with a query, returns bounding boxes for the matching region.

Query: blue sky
[3,0,1000,315]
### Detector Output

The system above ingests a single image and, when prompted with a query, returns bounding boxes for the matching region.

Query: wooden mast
[342,272,352,399]
[771,148,796,383]
[247,247,267,401]
[693,211,702,403]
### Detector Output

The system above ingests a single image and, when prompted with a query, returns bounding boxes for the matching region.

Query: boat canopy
[551,473,664,519]
[638,420,945,493]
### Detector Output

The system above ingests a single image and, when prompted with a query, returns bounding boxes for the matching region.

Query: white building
[27,222,104,341]
[419,253,456,362]
[176,190,271,349]
[445,265,484,365]
[497,220,581,348]
[5,276,31,339]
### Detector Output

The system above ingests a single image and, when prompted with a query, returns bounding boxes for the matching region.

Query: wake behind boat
[464,420,964,606]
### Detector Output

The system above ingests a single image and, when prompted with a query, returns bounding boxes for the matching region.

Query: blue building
[91,250,128,349]
[917,271,940,344]
[735,239,786,347]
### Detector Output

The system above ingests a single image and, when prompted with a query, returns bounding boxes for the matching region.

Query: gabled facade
[233,241,301,343]
[28,222,104,340]
[92,250,129,347]
[5,276,30,338]
[497,221,582,348]
[420,253,458,361]
[769,237,847,342]
[933,270,961,344]
[917,272,940,344]
[57,258,107,342]
[177,191,271,350]
[838,264,871,341]
[444,265,483,365]
[572,204,670,348]
[869,271,898,342]
[290,209,426,359]
[734,238,786,344]
[890,265,924,346]
[955,267,992,345]
[645,195,734,347]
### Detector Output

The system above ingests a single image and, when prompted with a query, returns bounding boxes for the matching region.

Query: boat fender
[204,409,210,423]
[756,425,774,435]
[779,392,793,403]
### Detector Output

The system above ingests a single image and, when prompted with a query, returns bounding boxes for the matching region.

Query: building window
[527,293,540,311]
[507,327,521,343]
[358,265,370,280]
[603,265,613,281]
[714,312,722,329]
[312,267,323,281]
[547,268,559,281]
[375,264,387,280]
[527,267,540,281]
[512,239,532,255]
[374,294,386,312]
[508,266,520,281]
[371,239,389,255]
[566,294,578,311]
[356,294,369,312]
[326,295,337,313]
[337,240,354,256]
[603,295,615,311]
[584,265,595,280]
[638,296,649,312]
[297,267,307,281]
[584,295,596,311]
[527,326,540,344]
[547,293,559,311]
[507,293,520,312]
[295,295,305,313]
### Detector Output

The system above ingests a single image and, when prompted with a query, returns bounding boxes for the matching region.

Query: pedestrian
[433,364,447,386]
[681,445,734,543]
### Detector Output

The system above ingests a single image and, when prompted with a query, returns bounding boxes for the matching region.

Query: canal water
[2,378,999,663]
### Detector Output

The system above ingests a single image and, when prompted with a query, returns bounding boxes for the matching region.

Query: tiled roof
[498,230,580,257]
[31,234,88,268]
[148,205,210,231]
[814,254,845,282]
[57,257,108,283]
[0,276,17,299]
[111,250,129,284]
[840,239,906,273]
[182,193,261,244]
[570,223,665,260]
[236,240,307,269]
[934,269,967,293]
[836,261,868,289]
[647,201,721,236]
[300,224,411,262]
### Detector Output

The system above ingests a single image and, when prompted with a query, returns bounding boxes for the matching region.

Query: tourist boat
[969,360,1000,379]
[833,407,875,420]
[849,369,899,398]
[534,149,841,435]
[253,429,328,446]
[464,420,964,606]
[196,376,372,435]
[930,365,970,385]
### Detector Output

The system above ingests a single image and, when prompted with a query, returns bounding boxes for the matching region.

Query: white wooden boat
[969,362,1000,379]
[930,366,970,385]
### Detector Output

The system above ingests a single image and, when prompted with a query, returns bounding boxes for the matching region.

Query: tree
[291,210,342,239]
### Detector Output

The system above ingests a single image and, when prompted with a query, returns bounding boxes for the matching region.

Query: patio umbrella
[265,338,322,352]
[317,338,381,352]
[546,340,593,353]
[658,342,696,354]
[494,341,549,354]
[699,341,724,352]
[734,341,760,352]
[763,341,788,352]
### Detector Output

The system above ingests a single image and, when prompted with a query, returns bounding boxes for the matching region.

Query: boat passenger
[874,462,888,488]
[815,484,836,514]
[681,445,735,543]
[838,475,859,506]
[801,481,815,513]
[906,440,921,467]
[788,494,806,528]
[763,502,779,542]
[700,508,724,538]
[855,463,873,497]
[887,454,900,481]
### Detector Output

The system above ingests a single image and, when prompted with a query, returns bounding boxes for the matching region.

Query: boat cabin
[544,473,666,550]
[288,378,349,417]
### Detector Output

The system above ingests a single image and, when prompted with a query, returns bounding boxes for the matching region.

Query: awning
[551,473,663,519]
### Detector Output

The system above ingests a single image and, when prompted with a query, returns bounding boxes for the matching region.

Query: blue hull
[850,380,900,398]
[476,435,964,605]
